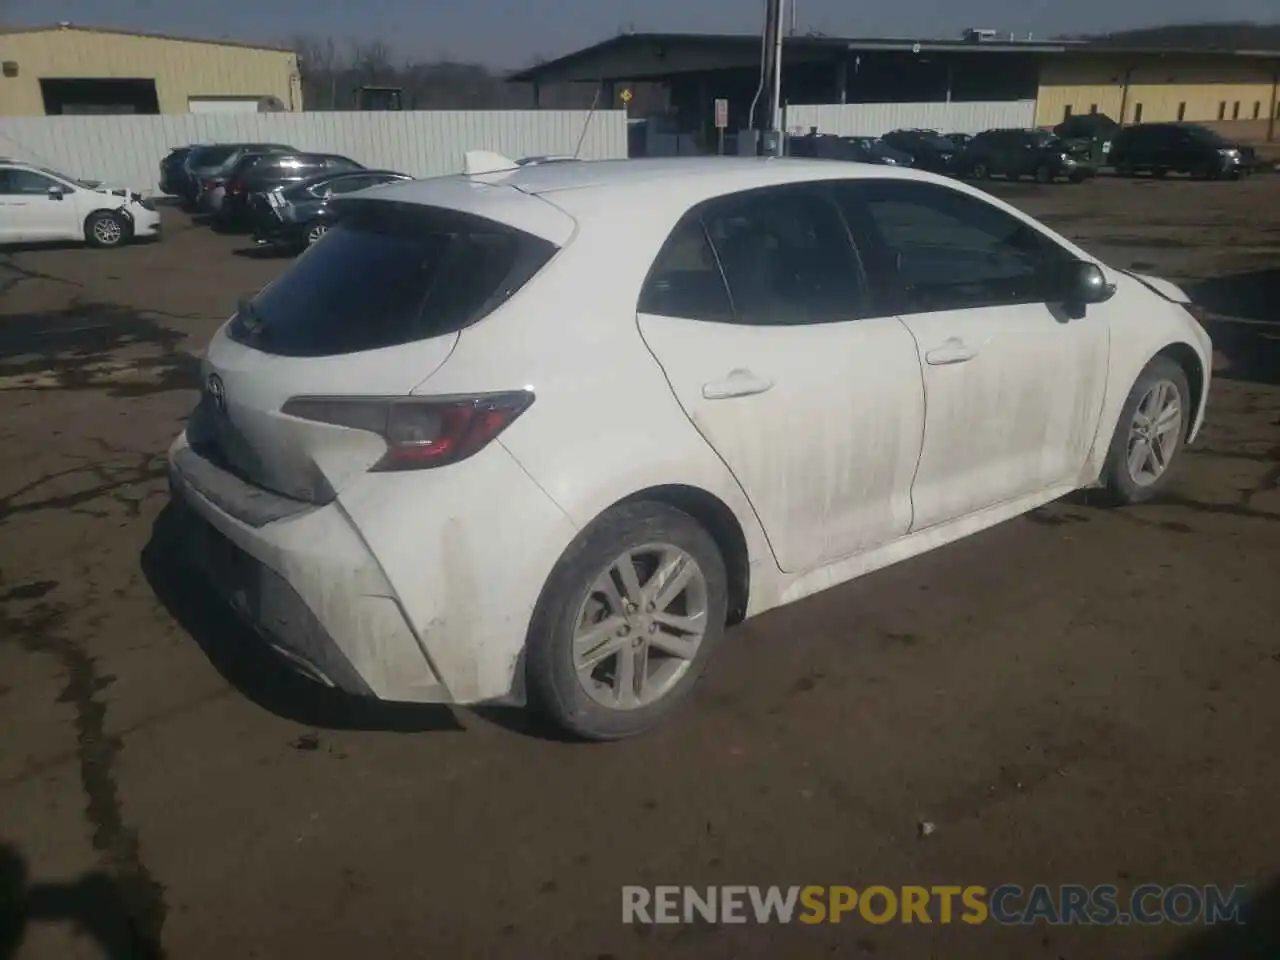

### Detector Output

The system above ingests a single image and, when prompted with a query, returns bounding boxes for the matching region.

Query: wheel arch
[614,484,751,625]
[1152,340,1205,441]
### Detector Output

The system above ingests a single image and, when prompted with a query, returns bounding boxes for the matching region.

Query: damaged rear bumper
[167,437,453,704]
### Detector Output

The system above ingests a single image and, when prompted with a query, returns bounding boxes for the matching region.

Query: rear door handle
[925,338,978,365]
[702,369,775,400]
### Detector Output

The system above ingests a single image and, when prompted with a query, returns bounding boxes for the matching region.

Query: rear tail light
[281,391,534,471]
[227,179,245,195]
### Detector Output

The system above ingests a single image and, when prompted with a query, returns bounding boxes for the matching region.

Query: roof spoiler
[462,150,520,176]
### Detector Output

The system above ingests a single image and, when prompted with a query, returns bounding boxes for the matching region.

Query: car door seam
[897,315,927,534]
[632,314,786,575]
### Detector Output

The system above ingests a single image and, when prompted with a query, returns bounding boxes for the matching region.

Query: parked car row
[159,145,590,255]
[159,141,416,252]
[791,119,1262,185]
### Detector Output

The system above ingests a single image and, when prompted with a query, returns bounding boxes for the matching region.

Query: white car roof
[356,156,940,245]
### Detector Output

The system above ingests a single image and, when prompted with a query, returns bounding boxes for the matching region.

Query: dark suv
[958,129,1093,184]
[878,129,959,175]
[215,152,364,227]
[1108,123,1257,180]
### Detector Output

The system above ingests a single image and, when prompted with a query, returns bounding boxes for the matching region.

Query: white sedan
[0,160,161,247]
[167,155,1212,739]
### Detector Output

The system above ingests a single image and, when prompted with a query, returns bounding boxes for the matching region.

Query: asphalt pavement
[1,175,1278,959]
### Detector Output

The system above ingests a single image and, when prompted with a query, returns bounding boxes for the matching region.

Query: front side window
[0,169,59,195]
[838,180,1072,314]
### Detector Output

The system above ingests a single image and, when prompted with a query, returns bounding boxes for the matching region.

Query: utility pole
[762,0,787,154]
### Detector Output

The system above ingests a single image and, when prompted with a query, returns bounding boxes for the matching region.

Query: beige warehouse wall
[0,28,301,115]
[1036,53,1278,127]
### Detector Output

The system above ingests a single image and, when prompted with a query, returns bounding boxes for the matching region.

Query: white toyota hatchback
[167,155,1212,739]
[0,160,161,247]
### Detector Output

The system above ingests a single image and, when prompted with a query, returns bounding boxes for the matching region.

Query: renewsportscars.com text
[622,884,1249,926]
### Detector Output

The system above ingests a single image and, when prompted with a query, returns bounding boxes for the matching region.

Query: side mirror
[47,185,64,200]
[1056,260,1115,307]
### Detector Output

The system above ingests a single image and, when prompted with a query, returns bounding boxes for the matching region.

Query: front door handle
[925,338,978,365]
[702,368,775,400]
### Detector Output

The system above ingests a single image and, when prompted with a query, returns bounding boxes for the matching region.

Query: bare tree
[288,35,595,110]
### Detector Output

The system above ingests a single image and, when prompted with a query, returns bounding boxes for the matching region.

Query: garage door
[188,97,262,114]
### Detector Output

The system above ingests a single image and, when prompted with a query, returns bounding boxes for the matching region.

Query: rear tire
[525,502,729,741]
[85,211,128,248]
[1035,164,1054,184]
[1097,356,1191,506]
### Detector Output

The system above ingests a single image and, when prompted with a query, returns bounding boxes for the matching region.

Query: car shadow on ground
[0,843,164,960]
[1160,874,1280,959]
[231,245,292,260]
[139,504,465,734]
[1185,267,1280,386]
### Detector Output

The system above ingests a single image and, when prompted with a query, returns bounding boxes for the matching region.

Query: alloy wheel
[572,543,709,710]
[94,217,123,245]
[1126,379,1183,486]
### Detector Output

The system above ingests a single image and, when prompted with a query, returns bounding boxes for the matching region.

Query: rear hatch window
[228,200,558,357]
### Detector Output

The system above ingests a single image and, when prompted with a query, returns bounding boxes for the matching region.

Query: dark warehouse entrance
[39,78,160,115]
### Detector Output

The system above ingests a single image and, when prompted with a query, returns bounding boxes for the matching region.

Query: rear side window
[638,217,735,322]
[189,146,237,167]
[231,201,557,357]
[701,185,867,325]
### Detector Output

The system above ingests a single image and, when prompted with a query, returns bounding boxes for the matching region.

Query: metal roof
[507,30,1280,83]
[0,23,294,53]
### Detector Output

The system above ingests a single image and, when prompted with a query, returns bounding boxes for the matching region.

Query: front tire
[1098,356,1191,505]
[86,211,128,248]
[525,502,729,740]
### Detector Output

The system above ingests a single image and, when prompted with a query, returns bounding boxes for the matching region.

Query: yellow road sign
[620,88,633,104]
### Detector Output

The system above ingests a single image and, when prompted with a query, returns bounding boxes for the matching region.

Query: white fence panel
[0,110,629,192]
[785,101,1038,138]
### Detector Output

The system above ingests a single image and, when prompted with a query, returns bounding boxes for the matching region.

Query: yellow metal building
[0,24,302,116]
[1036,50,1279,128]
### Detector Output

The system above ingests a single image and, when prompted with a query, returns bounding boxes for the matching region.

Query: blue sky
[5,0,1277,66]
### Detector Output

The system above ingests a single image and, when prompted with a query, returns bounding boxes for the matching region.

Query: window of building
[1088,103,1098,115]
[1133,103,1143,123]
[1253,101,1262,120]
[1232,101,1241,120]
[1176,102,1186,122]
[1062,105,1073,122]
[1218,102,1227,120]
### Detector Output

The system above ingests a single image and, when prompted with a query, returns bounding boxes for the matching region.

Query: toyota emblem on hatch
[206,373,227,413]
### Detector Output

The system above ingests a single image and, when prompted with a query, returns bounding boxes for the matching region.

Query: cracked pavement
[1,180,1279,960]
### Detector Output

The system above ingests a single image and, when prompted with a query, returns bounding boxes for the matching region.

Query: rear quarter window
[230,200,559,357]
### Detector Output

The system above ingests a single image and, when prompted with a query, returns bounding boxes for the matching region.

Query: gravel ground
[1,174,1278,960]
